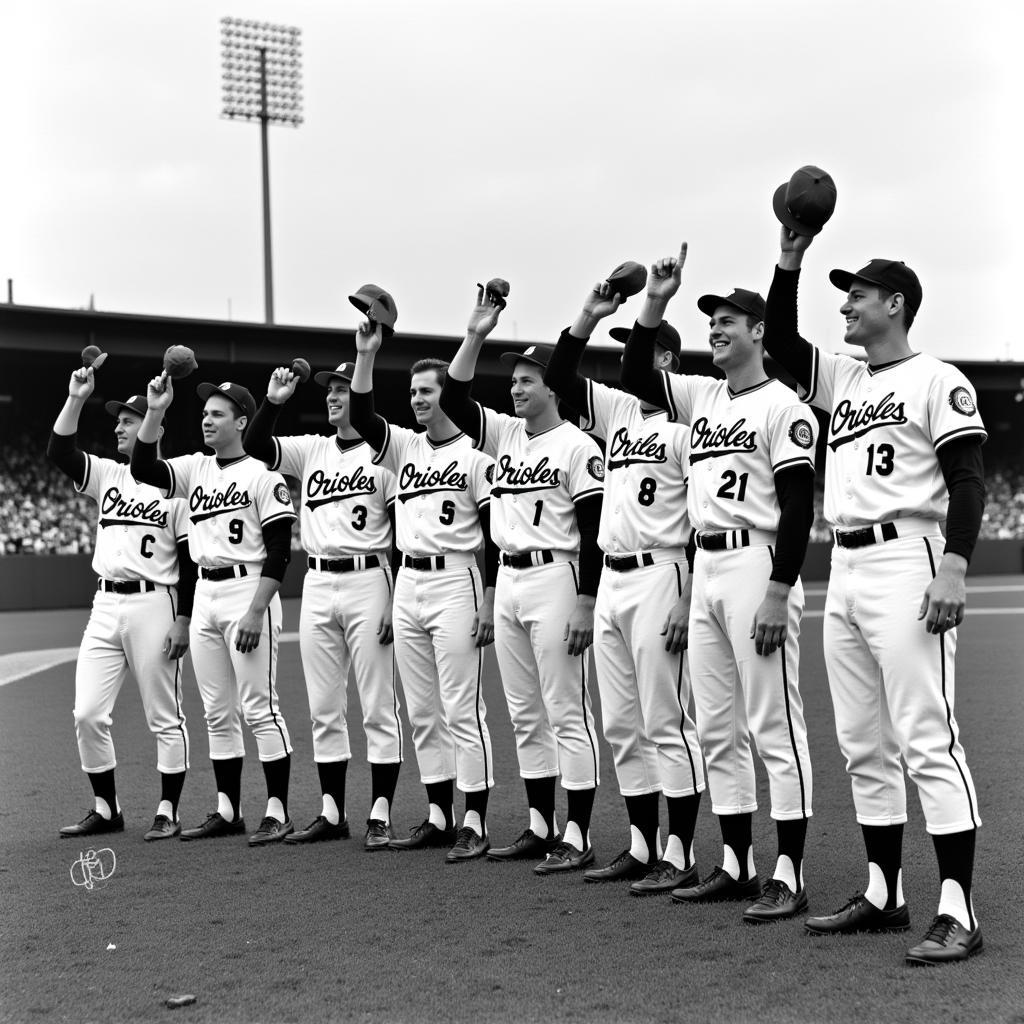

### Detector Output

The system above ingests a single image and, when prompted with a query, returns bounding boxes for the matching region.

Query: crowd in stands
[2,433,1022,556]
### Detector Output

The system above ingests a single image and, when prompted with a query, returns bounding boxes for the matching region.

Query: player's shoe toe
[364,818,394,851]
[534,841,595,875]
[804,893,911,935]
[284,816,350,844]
[905,914,982,966]
[60,810,125,838]
[630,861,699,896]
[180,812,247,842]
[671,866,760,904]
[388,820,457,850]
[486,829,561,861]
[583,849,650,883]
[743,879,809,923]
[249,816,294,846]
[445,826,490,863]
[143,815,181,842]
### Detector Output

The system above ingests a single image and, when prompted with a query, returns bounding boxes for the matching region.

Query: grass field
[2,582,1023,1024]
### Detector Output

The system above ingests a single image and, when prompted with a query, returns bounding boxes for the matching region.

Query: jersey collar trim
[334,436,366,454]
[726,378,772,399]
[215,454,249,469]
[524,420,566,440]
[425,431,464,450]
[867,352,919,376]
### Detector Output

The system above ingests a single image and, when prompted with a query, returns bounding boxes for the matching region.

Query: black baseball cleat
[445,826,490,863]
[804,893,911,935]
[284,816,350,844]
[583,849,650,883]
[743,879,809,923]
[905,914,983,966]
[143,815,181,842]
[487,828,561,861]
[630,861,699,897]
[60,810,125,838]
[364,818,394,851]
[671,866,760,904]
[534,841,595,875]
[388,820,457,850]
[249,816,294,846]
[180,812,246,842]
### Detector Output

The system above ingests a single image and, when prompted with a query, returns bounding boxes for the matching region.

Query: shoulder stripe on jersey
[572,485,604,503]
[580,379,596,433]
[261,510,297,527]
[75,453,93,494]
[773,455,816,473]
[371,420,392,466]
[477,495,491,509]
[474,401,488,452]
[166,462,179,500]
[804,346,821,405]
[658,369,677,421]
[934,425,987,450]
[270,438,282,472]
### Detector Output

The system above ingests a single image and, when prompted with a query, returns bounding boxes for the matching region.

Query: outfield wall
[1,541,1021,612]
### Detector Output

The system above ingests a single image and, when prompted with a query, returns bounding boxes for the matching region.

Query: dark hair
[410,358,449,386]
[875,288,916,331]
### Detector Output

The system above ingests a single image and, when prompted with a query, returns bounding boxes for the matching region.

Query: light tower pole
[220,17,303,325]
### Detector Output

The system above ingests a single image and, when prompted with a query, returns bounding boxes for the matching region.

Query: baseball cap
[609,321,681,360]
[773,165,837,238]
[697,289,767,322]
[313,362,355,387]
[196,381,256,421]
[104,394,148,419]
[348,285,398,329]
[829,260,923,315]
[498,344,555,371]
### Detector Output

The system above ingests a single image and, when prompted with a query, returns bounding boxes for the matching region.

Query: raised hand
[466,284,505,340]
[354,319,384,354]
[267,366,299,405]
[146,372,174,412]
[581,280,623,321]
[646,242,688,303]
[68,366,95,400]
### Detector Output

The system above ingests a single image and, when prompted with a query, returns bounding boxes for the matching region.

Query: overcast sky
[2,0,1021,361]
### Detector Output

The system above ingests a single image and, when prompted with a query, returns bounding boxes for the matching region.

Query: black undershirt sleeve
[478,503,499,589]
[438,375,483,443]
[348,390,388,454]
[619,322,669,410]
[937,436,986,562]
[763,266,816,393]
[174,538,197,618]
[573,493,604,596]
[543,328,591,416]
[771,465,816,585]
[130,439,172,490]
[244,399,280,465]
[260,518,293,582]
[46,430,88,486]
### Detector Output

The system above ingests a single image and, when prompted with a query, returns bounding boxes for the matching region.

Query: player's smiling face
[840,283,891,346]
[113,412,143,456]
[202,395,244,452]
[325,380,351,426]
[409,370,442,426]
[708,306,762,370]
[510,361,554,420]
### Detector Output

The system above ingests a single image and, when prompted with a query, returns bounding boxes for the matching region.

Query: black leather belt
[309,555,382,573]
[98,579,156,594]
[833,521,899,549]
[604,552,655,573]
[201,565,249,581]
[501,550,555,569]
[403,554,446,571]
[696,530,748,551]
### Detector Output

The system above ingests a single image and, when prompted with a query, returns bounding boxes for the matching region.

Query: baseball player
[440,286,605,876]
[620,244,816,922]
[131,377,298,846]
[542,280,706,894]
[766,229,986,964]
[48,370,194,841]
[243,361,403,849]
[349,321,499,863]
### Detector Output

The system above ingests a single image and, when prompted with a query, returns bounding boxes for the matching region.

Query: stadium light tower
[220,17,303,324]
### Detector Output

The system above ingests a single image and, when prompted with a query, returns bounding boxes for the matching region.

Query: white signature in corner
[70,848,117,890]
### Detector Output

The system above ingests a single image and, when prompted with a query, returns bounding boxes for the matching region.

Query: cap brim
[773,183,823,238]
[313,370,353,387]
[104,400,143,418]
[348,293,396,329]
[828,269,859,294]
[196,382,251,418]
[499,352,546,371]
[608,327,631,344]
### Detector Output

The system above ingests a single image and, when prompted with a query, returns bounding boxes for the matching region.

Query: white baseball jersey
[579,380,690,553]
[473,409,604,553]
[655,374,816,534]
[161,453,296,567]
[370,424,491,557]
[77,457,188,585]
[801,350,987,527]
[267,434,395,558]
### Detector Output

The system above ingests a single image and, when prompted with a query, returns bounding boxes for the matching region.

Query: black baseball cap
[348,285,398,329]
[196,381,256,421]
[499,344,555,371]
[697,288,766,322]
[829,260,922,315]
[313,362,355,387]
[609,321,681,359]
[104,394,148,418]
